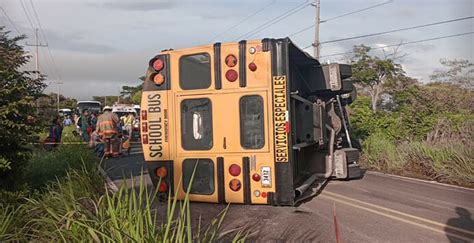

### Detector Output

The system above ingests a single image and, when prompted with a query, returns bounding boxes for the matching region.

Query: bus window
[179,53,211,90]
[182,159,214,195]
[240,95,265,149]
[181,98,213,150]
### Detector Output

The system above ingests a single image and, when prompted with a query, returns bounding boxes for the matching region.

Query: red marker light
[141,110,147,121]
[158,181,168,192]
[142,134,149,144]
[229,179,241,191]
[155,167,167,178]
[261,192,267,198]
[248,63,257,72]
[285,121,290,134]
[225,54,237,67]
[142,122,148,133]
[225,69,238,82]
[152,58,164,71]
[252,173,261,182]
[229,164,241,177]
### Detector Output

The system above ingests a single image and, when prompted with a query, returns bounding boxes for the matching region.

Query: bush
[24,145,97,191]
[402,142,474,186]
[360,133,474,187]
[362,133,404,172]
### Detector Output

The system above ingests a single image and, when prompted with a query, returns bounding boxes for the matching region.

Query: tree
[430,59,473,89]
[34,93,77,126]
[351,45,404,112]
[0,27,45,186]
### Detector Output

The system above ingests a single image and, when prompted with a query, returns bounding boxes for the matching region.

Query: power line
[321,16,474,44]
[29,0,61,82]
[289,0,393,37]
[310,32,474,58]
[19,0,35,32]
[235,0,310,40]
[0,6,22,35]
[322,0,393,23]
[209,0,276,42]
[30,0,61,82]
[29,0,48,44]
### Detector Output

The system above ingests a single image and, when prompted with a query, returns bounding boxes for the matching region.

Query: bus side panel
[267,38,294,206]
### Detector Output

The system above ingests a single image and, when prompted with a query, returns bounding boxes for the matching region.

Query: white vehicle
[112,105,137,118]
[133,105,140,115]
[58,108,72,117]
[76,101,101,114]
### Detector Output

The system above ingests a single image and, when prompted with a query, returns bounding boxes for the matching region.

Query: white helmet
[103,106,112,111]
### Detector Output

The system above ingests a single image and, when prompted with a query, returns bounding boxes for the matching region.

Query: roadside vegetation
[1,162,244,242]
[349,45,473,187]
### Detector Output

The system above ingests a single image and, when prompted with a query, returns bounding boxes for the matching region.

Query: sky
[1,0,473,100]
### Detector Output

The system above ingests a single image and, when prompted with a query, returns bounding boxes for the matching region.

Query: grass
[24,145,97,191]
[39,125,82,143]
[1,147,247,242]
[1,166,246,242]
[361,132,474,187]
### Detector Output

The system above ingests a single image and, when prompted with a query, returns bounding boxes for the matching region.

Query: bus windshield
[77,101,101,114]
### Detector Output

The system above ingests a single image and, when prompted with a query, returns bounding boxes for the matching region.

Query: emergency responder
[123,112,135,138]
[96,106,119,158]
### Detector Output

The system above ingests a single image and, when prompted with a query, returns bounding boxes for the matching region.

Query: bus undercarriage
[264,38,362,205]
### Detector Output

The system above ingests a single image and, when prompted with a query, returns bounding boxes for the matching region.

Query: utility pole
[312,0,321,59]
[49,81,63,112]
[27,29,62,112]
[25,28,48,79]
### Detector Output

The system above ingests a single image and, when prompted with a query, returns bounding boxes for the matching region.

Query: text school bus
[141,38,361,206]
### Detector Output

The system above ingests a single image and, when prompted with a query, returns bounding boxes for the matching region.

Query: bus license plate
[261,166,272,187]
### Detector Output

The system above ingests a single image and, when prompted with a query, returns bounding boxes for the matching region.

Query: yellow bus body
[141,38,361,206]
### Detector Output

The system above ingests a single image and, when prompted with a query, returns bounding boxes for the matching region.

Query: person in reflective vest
[96,106,119,157]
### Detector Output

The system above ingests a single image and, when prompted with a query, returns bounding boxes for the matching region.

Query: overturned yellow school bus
[140,38,361,206]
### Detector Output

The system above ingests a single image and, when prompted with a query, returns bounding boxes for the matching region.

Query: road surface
[102,144,474,242]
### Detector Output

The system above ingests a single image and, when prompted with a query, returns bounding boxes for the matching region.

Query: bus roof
[77,101,101,104]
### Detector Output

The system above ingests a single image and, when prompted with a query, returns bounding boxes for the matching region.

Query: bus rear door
[174,90,274,204]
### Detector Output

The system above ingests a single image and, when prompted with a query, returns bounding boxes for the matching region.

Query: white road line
[320,194,473,242]
[323,191,474,237]
[367,171,474,192]
[98,165,119,192]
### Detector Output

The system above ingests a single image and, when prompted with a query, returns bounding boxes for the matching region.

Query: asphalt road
[102,146,474,243]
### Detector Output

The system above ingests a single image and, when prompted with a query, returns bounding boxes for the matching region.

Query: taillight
[225,54,237,67]
[225,69,238,82]
[248,62,257,72]
[141,110,147,121]
[229,164,241,176]
[153,73,165,85]
[142,134,149,144]
[152,58,164,71]
[142,122,148,133]
[158,181,168,192]
[229,179,241,191]
[261,192,267,198]
[155,166,167,178]
[252,173,261,182]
